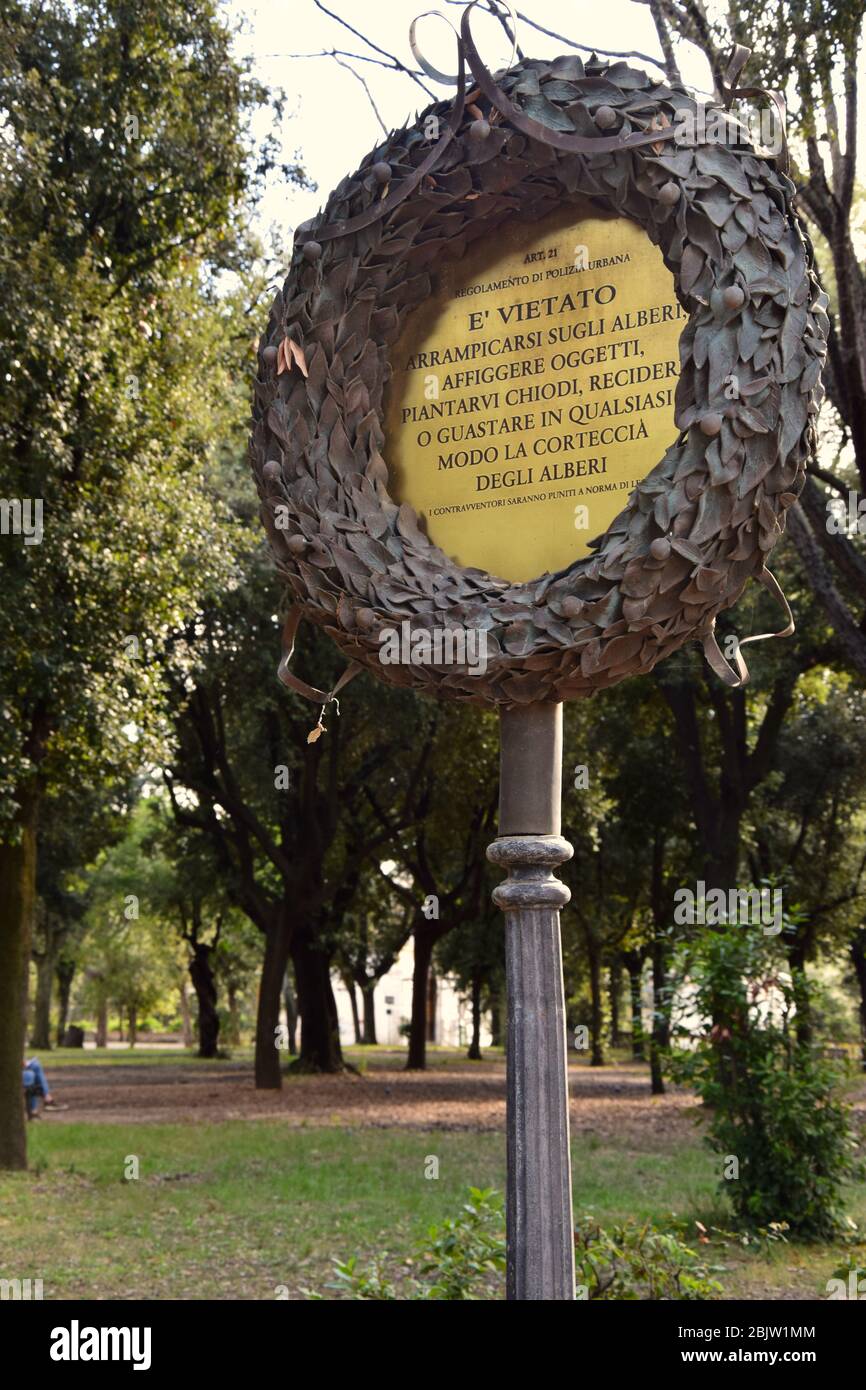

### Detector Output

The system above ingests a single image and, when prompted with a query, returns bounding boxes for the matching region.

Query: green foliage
[77,801,183,1029]
[574,1214,722,1299]
[324,1188,720,1300]
[326,1187,505,1300]
[669,922,862,1239]
[435,890,504,1048]
[0,0,275,283]
[0,0,287,833]
[412,1187,506,1299]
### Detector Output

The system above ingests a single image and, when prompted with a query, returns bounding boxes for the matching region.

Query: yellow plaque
[384,204,686,582]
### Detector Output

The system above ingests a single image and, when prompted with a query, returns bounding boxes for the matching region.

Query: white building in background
[331,938,493,1048]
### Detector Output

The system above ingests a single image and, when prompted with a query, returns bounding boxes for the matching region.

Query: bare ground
[41,1054,866,1143]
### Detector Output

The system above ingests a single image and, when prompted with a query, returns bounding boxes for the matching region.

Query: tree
[746,680,866,1045]
[560,671,700,1087]
[164,548,443,1081]
[436,883,505,1060]
[336,879,414,1045]
[639,0,866,676]
[850,925,866,1070]
[78,809,180,1046]
[562,694,654,1070]
[29,778,128,1049]
[0,0,279,1166]
[142,810,254,1058]
[370,706,499,1071]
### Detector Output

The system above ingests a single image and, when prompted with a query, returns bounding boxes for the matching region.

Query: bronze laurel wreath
[250,48,827,709]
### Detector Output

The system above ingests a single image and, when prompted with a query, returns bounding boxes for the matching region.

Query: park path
[42,1056,705,1142]
[42,1054,866,1143]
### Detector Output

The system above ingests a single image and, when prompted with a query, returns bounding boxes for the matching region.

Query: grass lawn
[38,1045,252,1067]
[41,1044,501,1069]
[1,1119,863,1300]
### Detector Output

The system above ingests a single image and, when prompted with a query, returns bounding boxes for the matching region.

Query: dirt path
[43,1055,866,1142]
[41,1057,699,1141]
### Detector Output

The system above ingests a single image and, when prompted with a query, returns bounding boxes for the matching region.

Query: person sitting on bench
[22,1057,54,1119]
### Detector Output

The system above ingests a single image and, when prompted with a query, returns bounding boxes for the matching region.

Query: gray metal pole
[487,702,575,1301]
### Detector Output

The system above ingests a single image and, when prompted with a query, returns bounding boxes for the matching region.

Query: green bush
[326,1187,505,1300]
[574,1215,722,1299]
[669,922,862,1239]
[323,1189,720,1300]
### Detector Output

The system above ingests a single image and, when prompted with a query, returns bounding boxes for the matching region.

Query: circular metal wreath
[250,42,827,709]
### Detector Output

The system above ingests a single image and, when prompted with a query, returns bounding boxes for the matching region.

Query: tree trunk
[489,994,502,1047]
[189,943,219,1058]
[467,972,482,1060]
[179,980,193,1048]
[361,982,377,1044]
[426,968,437,1043]
[55,958,75,1048]
[850,931,866,1073]
[0,787,39,1170]
[128,1006,137,1048]
[788,936,812,1049]
[31,942,57,1051]
[608,961,622,1047]
[291,920,344,1072]
[407,926,435,1071]
[282,971,297,1056]
[626,957,645,1061]
[649,937,668,1096]
[586,929,605,1067]
[342,971,362,1045]
[704,831,742,896]
[255,919,292,1089]
[227,982,242,1047]
[660,682,750,896]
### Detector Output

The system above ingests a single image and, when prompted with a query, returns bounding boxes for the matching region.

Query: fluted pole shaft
[488,704,575,1301]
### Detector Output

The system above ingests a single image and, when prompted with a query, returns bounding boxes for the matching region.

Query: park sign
[250,5,827,1299]
[251,21,826,707]
[383,204,686,583]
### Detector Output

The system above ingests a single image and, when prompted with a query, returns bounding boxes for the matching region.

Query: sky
[229,0,726,244]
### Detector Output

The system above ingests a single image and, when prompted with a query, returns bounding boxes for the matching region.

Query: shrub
[323,1188,720,1300]
[574,1215,722,1299]
[669,922,862,1239]
[327,1187,505,1300]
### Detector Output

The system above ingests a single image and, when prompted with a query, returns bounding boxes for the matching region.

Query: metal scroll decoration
[250,5,827,711]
